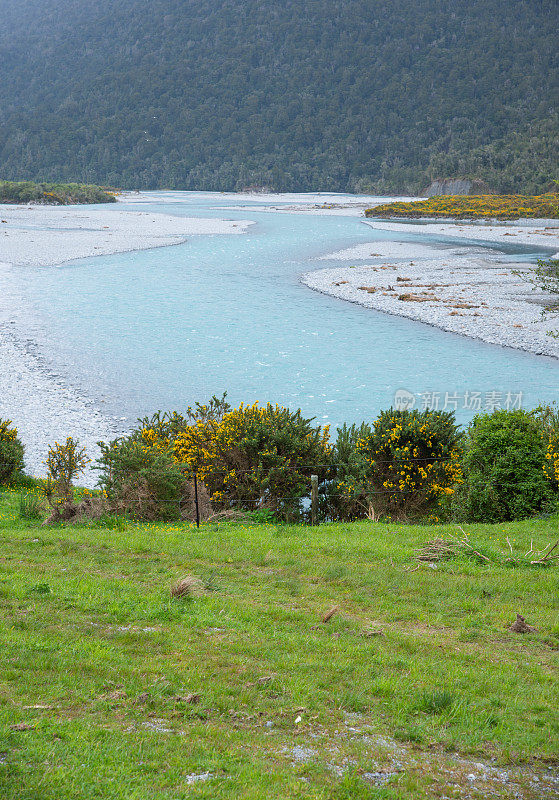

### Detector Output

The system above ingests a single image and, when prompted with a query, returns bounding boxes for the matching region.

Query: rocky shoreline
[302,219,559,359]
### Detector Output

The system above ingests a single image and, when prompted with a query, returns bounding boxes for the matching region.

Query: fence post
[193,474,200,529]
[311,474,318,526]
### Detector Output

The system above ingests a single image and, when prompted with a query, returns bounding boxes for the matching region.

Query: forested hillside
[0,0,557,193]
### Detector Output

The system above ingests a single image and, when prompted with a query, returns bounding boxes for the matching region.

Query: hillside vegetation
[0,0,557,193]
[428,115,559,196]
[0,492,557,799]
[366,194,559,220]
[0,180,117,205]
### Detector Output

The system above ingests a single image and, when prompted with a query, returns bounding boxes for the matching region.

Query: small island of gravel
[303,214,559,358]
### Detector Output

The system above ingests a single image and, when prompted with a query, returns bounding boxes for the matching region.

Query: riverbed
[1,191,558,482]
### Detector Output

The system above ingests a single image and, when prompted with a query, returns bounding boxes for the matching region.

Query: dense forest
[0,0,557,193]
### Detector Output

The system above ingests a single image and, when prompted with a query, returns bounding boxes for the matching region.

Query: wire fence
[5,457,545,528]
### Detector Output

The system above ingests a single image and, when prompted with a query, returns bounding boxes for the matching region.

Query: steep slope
[0,0,557,191]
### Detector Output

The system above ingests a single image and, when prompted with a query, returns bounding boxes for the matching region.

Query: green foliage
[520,259,559,336]
[427,114,559,195]
[337,409,463,521]
[417,689,455,715]
[45,437,89,505]
[533,403,559,489]
[531,258,559,301]
[456,410,554,523]
[366,194,559,220]
[28,582,51,595]
[133,393,231,446]
[0,0,556,193]
[0,180,116,204]
[326,422,372,520]
[96,437,186,520]
[0,418,25,485]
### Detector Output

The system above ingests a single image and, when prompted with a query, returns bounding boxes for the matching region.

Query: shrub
[93,396,230,521]
[365,194,559,220]
[534,404,559,488]
[19,490,45,521]
[96,437,187,520]
[531,258,559,301]
[133,394,231,448]
[0,419,25,485]
[45,437,89,505]
[326,422,372,520]
[0,180,116,205]
[456,409,554,523]
[173,401,331,516]
[338,409,463,521]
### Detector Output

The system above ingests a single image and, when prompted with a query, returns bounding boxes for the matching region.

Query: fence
[5,457,529,528]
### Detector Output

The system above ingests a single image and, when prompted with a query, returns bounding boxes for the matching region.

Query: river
[8,191,558,430]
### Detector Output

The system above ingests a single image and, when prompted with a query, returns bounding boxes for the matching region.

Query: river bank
[0,200,253,483]
[303,217,559,358]
[0,201,252,267]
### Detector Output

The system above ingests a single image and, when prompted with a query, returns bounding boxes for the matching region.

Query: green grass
[0,489,557,798]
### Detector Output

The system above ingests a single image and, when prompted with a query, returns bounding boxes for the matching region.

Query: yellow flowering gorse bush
[174,402,331,512]
[365,193,559,220]
[336,409,463,521]
[0,418,25,485]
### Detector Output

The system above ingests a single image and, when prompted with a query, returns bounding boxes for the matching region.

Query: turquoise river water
[9,192,559,429]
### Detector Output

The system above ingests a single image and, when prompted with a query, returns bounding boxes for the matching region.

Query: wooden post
[193,474,200,529]
[311,474,318,526]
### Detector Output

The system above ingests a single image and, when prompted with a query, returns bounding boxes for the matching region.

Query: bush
[173,401,331,517]
[19,490,45,521]
[337,409,463,521]
[534,404,559,489]
[130,394,231,448]
[95,437,188,521]
[45,437,89,505]
[326,422,372,520]
[0,419,25,485]
[456,409,554,523]
[93,396,231,520]
[0,180,116,205]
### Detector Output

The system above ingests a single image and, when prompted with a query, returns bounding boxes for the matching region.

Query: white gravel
[303,218,559,358]
[0,202,252,267]
[0,331,120,486]
[364,217,559,252]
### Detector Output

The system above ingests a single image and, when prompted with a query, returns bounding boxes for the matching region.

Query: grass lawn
[0,489,557,799]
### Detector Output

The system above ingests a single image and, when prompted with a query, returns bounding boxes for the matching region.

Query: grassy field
[0,489,557,799]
